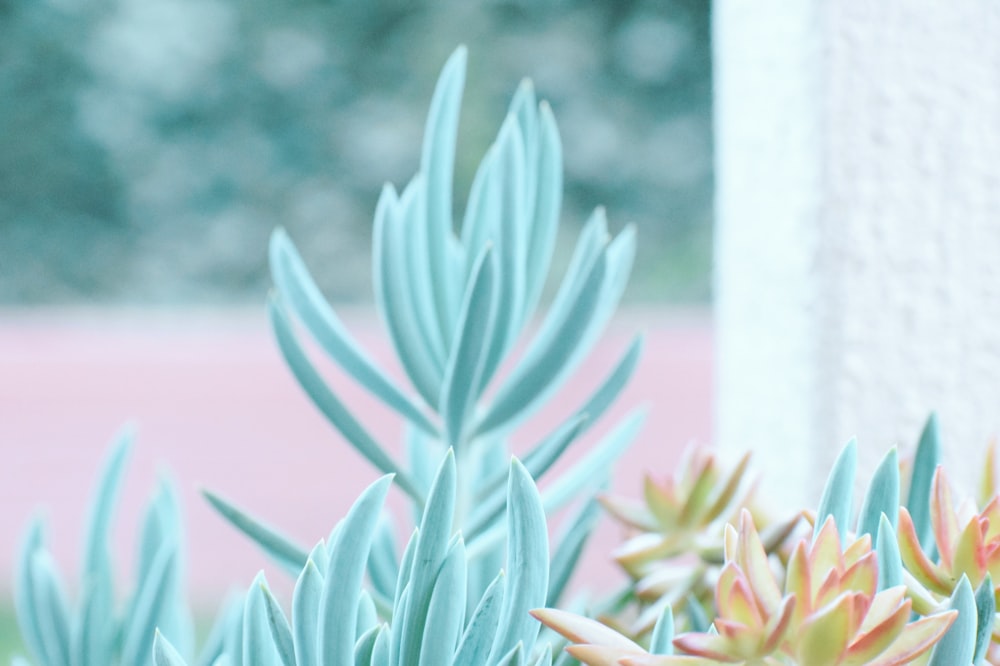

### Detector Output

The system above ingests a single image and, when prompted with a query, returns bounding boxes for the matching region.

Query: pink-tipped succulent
[537,510,956,666]
[601,448,800,634]
[898,465,1000,606]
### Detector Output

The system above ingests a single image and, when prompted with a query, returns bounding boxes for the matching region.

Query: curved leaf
[454,571,506,666]
[420,45,466,344]
[292,559,322,666]
[418,537,467,666]
[319,475,393,666]
[814,438,857,544]
[440,245,498,450]
[649,606,675,656]
[877,514,904,591]
[242,572,287,666]
[269,228,437,436]
[928,576,976,666]
[202,490,308,577]
[488,459,549,661]
[548,499,601,607]
[154,630,190,666]
[974,574,994,665]
[121,543,178,666]
[908,413,941,553]
[857,447,900,542]
[269,297,424,504]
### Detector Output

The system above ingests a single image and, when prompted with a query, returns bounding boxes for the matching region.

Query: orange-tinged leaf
[981,495,1000,542]
[809,518,843,595]
[840,551,879,599]
[813,567,845,611]
[723,523,738,562]
[614,533,674,571]
[980,439,997,509]
[621,655,727,666]
[794,593,854,666]
[858,586,908,634]
[703,452,752,525]
[865,610,957,666]
[672,632,740,661]
[568,644,643,666]
[737,510,782,615]
[951,516,987,584]
[679,456,719,526]
[760,595,796,654]
[931,467,959,569]
[784,541,811,622]
[600,494,659,532]
[897,509,953,596]
[531,608,644,652]
[843,534,872,567]
[644,475,679,529]
[844,598,911,665]
[719,576,762,629]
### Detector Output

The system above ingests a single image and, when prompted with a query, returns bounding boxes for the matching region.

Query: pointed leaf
[269,298,424,504]
[319,475,393,666]
[815,438,857,543]
[857,447,900,542]
[928,576,976,666]
[154,630,191,666]
[269,228,437,436]
[292,559,322,666]
[908,413,941,553]
[454,572,506,666]
[203,490,308,577]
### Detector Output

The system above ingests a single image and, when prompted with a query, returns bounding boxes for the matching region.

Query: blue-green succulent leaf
[261,579,295,666]
[857,447,900,542]
[530,643,552,666]
[495,642,523,666]
[814,438,858,543]
[269,228,437,437]
[82,426,132,580]
[418,537,467,666]
[440,245,498,450]
[649,605,675,656]
[974,574,994,665]
[154,630,190,666]
[292,558,322,666]
[569,335,643,438]
[24,547,72,666]
[357,590,379,640]
[121,542,178,666]
[74,559,115,665]
[685,594,711,634]
[269,297,424,504]
[520,101,562,327]
[490,116,528,359]
[241,573,290,666]
[876,514,903,591]
[370,623,390,666]
[476,246,607,437]
[489,459,548,662]
[908,413,941,553]
[454,571,506,666]
[368,517,398,603]
[202,490,308,577]
[547,499,601,607]
[389,584,410,666]
[319,475,393,665]
[472,210,606,438]
[399,452,457,665]
[196,594,244,666]
[467,416,586,539]
[354,624,381,666]
[420,45,466,344]
[400,177,448,371]
[461,147,500,273]
[542,409,645,513]
[371,181,445,406]
[928,575,976,666]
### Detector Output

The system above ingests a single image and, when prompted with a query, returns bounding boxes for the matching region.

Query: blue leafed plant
[153,452,562,666]
[204,44,644,618]
[12,429,196,666]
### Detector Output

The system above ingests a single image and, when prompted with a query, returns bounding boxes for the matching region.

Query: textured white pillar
[714,1,1000,509]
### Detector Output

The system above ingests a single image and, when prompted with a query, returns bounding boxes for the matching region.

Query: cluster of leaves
[538,415,1000,665]
[13,46,643,666]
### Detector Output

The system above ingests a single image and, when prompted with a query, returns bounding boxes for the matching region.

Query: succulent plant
[12,429,197,666]
[600,448,800,636]
[154,452,559,666]
[206,44,644,619]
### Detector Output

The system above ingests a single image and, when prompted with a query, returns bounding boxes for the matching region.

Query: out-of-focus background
[0,0,714,656]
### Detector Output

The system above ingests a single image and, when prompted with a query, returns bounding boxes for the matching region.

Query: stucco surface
[715,1,1000,506]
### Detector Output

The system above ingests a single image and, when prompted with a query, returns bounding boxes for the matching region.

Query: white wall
[714,1,1000,509]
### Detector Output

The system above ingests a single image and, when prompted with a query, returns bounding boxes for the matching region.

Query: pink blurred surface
[0,307,711,611]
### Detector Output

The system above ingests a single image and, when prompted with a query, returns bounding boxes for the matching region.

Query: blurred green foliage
[0,0,711,305]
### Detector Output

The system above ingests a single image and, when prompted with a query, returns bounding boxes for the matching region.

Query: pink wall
[0,307,711,612]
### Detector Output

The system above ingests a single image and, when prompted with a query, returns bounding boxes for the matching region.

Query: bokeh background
[1,1,714,658]
[1,0,712,305]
